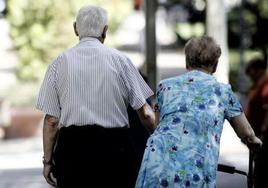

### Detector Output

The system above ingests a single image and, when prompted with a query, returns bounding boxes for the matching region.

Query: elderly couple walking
[36,5,262,188]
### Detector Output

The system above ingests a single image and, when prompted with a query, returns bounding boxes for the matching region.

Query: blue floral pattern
[136,70,243,188]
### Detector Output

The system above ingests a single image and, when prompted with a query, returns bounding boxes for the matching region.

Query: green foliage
[228,0,268,51]
[174,22,205,40]
[7,0,131,82]
[227,0,268,92]
[258,0,268,19]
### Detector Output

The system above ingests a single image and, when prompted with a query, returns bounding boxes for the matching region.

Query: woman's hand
[243,135,262,151]
[230,113,262,151]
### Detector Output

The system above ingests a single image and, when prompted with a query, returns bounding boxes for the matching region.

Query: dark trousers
[53,125,138,188]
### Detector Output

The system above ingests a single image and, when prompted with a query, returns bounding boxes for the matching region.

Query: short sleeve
[36,57,61,118]
[154,82,164,112]
[224,85,243,120]
[121,57,154,110]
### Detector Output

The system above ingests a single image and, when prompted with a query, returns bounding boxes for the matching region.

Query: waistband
[59,124,130,134]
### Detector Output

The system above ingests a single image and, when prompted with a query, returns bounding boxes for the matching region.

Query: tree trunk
[206,0,229,84]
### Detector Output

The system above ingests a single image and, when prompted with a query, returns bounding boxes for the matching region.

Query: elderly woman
[136,36,262,188]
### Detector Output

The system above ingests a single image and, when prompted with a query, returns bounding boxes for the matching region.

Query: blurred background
[0,0,267,187]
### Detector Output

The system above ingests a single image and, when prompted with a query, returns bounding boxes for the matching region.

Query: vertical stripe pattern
[36,37,154,128]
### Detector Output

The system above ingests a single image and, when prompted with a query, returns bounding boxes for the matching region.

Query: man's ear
[73,22,79,37]
[101,25,108,39]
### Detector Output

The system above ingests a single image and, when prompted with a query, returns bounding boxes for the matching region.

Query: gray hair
[76,5,108,38]
[184,36,221,68]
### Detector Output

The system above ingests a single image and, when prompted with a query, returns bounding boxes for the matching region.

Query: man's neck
[79,36,104,43]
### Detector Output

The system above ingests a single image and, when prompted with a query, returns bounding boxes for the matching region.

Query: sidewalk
[217,123,249,188]
[0,168,48,188]
[0,133,49,188]
[0,135,43,170]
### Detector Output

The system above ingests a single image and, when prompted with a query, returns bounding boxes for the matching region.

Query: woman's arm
[229,113,262,148]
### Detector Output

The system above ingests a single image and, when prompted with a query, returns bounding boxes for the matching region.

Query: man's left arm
[136,103,156,134]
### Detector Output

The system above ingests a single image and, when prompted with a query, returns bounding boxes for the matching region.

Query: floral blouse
[136,70,243,188]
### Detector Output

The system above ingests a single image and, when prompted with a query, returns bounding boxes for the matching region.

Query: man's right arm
[136,103,156,134]
[43,114,59,187]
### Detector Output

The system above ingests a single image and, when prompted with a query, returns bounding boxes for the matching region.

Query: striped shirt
[36,37,153,128]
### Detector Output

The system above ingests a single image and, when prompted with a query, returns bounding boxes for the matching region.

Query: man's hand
[136,103,156,134]
[43,164,57,187]
[43,114,59,187]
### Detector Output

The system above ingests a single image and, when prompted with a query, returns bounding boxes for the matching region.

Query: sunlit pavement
[0,168,47,188]
[217,123,249,188]
[0,135,49,188]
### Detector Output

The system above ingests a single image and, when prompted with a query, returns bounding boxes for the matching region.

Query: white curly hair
[75,5,108,39]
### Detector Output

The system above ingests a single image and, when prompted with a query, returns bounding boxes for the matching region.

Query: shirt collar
[79,37,101,45]
[187,69,216,82]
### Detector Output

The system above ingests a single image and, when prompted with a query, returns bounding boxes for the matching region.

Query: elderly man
[36,5,155,188]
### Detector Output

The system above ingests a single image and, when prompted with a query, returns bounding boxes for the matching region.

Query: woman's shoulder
[210,82,237,100]
[157,76,183,91]
[158,72,189,85]
[216,82,233,91]
[160,76,181,84]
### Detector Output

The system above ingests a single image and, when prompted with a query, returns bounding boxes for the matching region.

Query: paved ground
[0,135,48,188]
[0,168,48,188]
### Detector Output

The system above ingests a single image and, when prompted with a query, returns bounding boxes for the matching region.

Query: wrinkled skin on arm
[136,103,156,134]
[43,114,59,187]
[229,113,262,150]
